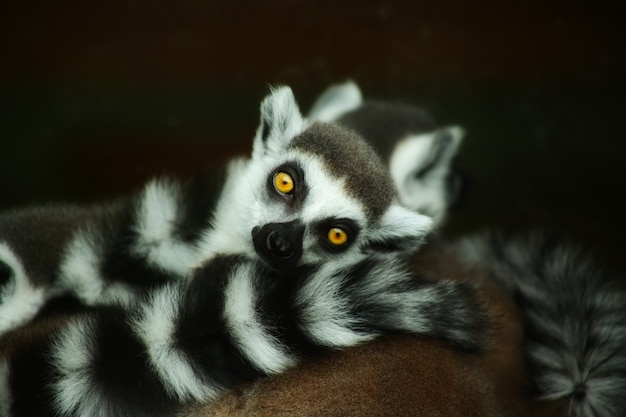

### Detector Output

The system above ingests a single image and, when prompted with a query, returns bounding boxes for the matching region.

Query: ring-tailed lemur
[0,86,438,335]
[0,87,488,417]
[308,81,466,225]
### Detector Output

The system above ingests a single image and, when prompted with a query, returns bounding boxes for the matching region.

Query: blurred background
[1,0,625,268]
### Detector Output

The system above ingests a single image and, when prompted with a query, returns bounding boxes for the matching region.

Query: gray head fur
[289,122,395,221]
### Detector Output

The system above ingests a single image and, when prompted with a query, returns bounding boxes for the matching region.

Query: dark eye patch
[315,218,360,253]
[266,162,307,206]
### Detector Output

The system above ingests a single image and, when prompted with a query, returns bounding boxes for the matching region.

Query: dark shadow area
[1,0,625,269]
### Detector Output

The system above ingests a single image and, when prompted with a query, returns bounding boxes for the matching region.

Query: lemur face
[238,87,433,271]
[247,133,370,270]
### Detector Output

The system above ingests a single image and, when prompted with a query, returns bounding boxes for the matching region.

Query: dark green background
[1,1,625,268]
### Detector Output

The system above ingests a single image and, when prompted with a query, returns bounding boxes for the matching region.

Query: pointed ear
[252,86,305,160]
[308,81,363,122]
[362,204,434,253]
[389,126,465,222]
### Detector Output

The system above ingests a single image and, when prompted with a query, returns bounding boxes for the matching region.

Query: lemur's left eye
[327,227,349,246]
[273,172,295,195]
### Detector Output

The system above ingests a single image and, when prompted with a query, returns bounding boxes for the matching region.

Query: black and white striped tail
[0,243,48,335]
[1,253,487,417]
[0,168,228,336]
[459,234,626,417]
[57,169,228,307]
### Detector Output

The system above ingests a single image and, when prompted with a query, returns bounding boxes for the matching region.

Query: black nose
[252,220,304,270]
[266,230,292,257]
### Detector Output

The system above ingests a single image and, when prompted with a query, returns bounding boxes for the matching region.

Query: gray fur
[458,233,626,417]
[0,205,98,287]
[338,100,437,162]
[289,122,395,221]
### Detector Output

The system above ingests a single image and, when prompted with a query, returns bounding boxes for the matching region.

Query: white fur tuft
[195,158,258,260]
[133,284,219,402]
[351,255,437,332]
[365,204,434,252]
[58,232,136,307]
[308,81,363,122]
[132,179,202,275]
[223,263,296,374]
[0,242,47,335]
[51,317,113,417]
[296,263,375,348]
[252,86,306,160]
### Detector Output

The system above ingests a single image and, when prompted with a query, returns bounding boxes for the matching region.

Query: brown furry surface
[0,315,70,359]
[184,336,524,417]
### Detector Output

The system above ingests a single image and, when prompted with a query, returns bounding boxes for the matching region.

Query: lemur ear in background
[252,86,305,160]
[361,204,434,253]
[308,81,363,122]
[389,126,465,224]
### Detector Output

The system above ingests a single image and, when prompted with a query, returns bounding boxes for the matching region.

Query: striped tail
[459,234,626,417]
[1,252,487,416]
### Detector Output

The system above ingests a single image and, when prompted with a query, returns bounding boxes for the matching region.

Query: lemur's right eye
[327,227,349,246]
[273,171,295,195]
[268,163,305,203]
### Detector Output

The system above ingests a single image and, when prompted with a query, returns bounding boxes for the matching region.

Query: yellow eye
[273,172,295,194]
[328,227,349,246]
